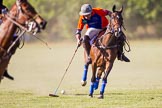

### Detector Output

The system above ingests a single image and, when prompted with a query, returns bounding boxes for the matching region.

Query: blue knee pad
[82,65,88,81]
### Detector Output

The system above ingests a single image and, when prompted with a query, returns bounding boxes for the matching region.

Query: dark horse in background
[81,5,126,99]
[0,0,47,82]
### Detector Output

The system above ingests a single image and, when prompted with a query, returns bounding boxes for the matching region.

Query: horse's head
[96,5,124,48]
[10,0,47,33]
[110,5,124,35]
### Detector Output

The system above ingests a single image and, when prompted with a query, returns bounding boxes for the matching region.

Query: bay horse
[0,0,47,82]
[81,5,124,99]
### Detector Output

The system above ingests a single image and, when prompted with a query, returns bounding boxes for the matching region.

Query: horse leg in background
[3,58,14,80]
[2,34,20,80]
[3,69,14,80]
[0,57,10,82]
[89,61,97,97]
[98,61,114,99]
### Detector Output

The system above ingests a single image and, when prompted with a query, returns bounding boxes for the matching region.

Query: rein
[7,30,25,54]
[124,38,131,52]
[5,13,28,31]
[94,34,118,50]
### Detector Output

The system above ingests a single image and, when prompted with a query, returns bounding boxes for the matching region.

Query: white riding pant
[85,28,102,40]
[0,19,2,25]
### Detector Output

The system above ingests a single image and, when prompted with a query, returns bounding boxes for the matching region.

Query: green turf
[0,89,162,108]
[0,40,162,108]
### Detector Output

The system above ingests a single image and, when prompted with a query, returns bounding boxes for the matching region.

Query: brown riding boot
[117,33,130,62]
[82,35,91,64]
[118,52,130,62]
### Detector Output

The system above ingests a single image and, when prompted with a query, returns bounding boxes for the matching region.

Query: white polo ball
[61,90,65,94]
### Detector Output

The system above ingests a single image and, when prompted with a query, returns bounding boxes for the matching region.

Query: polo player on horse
[75,4,130,64]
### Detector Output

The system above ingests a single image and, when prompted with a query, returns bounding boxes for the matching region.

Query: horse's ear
[17,0,26,2]
[119,5,123,13]
[112,5,116,12]
[16,0,27,5]
[16,0,22,3]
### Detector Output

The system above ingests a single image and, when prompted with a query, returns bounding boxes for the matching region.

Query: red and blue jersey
[77,8,111,31]
[0,4,6,14]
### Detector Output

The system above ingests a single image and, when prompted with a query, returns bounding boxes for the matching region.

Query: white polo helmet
[79,4,92,15]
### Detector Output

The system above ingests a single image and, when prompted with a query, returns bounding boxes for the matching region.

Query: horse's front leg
[81,64,89,86]
[89,61,97,97]
[93,66,104,90]
[81,51,91,86]
[98,61,114,99]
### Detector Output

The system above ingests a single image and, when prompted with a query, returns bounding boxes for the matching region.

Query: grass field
[0,40,162,108]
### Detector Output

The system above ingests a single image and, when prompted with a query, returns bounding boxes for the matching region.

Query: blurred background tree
[3,0,162,42]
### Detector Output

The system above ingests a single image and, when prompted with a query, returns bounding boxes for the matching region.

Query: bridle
[108,11,124,37]
[94,11,125,50]
[0,0,40,57]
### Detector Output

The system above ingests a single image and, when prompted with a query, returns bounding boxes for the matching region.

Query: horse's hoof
[98,95,104,99]
[89,93,93,98]
[81,80,87,86]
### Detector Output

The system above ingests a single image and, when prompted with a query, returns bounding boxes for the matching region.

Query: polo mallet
[32,35,52,50]
[49,44,80,97]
